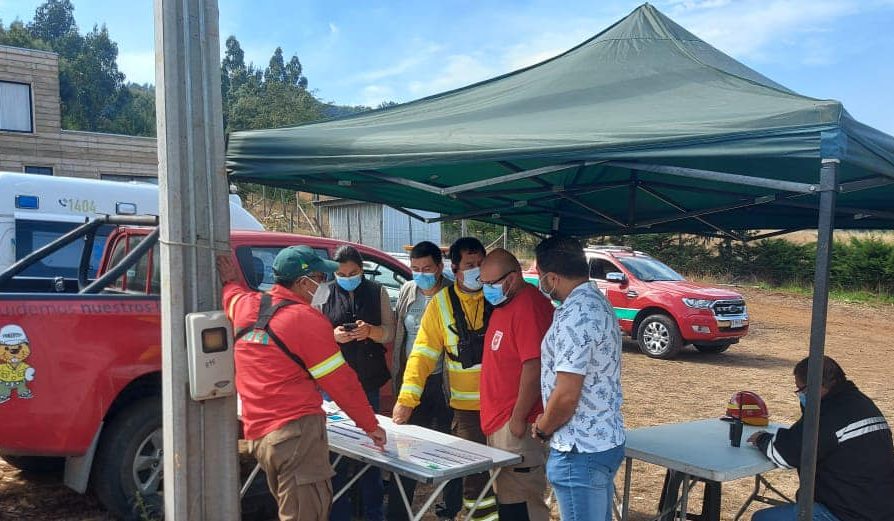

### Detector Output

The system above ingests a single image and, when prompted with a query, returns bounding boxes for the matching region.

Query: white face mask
[303,277,332,307]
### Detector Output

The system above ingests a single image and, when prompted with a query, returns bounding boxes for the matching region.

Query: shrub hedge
[593,234,894,296]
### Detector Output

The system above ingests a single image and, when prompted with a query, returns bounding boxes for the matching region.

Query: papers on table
[326,416,492,471]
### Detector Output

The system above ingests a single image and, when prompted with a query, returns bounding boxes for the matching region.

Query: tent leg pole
[797,159,838,521]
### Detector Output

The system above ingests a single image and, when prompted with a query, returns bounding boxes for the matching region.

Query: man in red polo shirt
[479,248,553,521]
[217,247,385,521]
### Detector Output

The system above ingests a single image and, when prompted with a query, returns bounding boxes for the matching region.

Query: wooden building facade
[0,45,157,181]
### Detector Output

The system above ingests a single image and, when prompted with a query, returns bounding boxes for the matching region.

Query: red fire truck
[0,216,409,519]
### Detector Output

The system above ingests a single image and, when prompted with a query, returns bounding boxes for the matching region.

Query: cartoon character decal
[0,325,35,404]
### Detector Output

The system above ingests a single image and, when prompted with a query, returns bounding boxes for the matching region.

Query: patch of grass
[755,282,894,306]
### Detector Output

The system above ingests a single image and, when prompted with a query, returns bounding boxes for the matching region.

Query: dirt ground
[2,285,892,520]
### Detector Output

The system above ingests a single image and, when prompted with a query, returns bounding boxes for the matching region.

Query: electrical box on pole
[186,311,235,401]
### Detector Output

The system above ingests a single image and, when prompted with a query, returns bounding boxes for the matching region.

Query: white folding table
[620,418,793,521]
[241,404,521,521]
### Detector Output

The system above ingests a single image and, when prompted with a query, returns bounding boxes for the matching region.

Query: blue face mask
[413,272,438,291]
[335,274,362,292]
[461,267,482,291]
[798,391,807,409]
[482,282,507,306]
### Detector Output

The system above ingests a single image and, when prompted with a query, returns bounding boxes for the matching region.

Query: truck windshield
[618,257,684,282]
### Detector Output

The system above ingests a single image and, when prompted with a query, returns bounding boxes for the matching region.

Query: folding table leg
[733,475,761,521]
[612,496,623,521]
[621,457,633,521]
[700,480,722,521]
[677,474,691,521]
[413,480,449,521]
[332,463,372,503]
[241,453,346,501]
[658,470,682,521]
[394,472,415,518]
[758,475,794,505]
[240,463,262,499]
[463,468,501,521]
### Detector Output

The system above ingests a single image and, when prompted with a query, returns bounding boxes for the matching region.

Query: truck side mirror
[606,272,627,284]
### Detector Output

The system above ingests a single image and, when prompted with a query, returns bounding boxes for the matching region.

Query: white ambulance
[0,171,263,278]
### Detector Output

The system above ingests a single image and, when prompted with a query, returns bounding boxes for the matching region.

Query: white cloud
[407,54,496,98]
[241,43,277,69]
[665,0,879,64]
[118,51,156,85]
[359,84,395,107]
[400,22,602,100]
[667,0,732,9]
[500,27,595,71]
[353,42,443,83]
[335,0,893,107]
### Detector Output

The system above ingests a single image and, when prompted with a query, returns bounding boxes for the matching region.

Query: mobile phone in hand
[343,323,358,331]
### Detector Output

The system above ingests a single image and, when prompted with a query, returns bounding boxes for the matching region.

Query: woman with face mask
[319,245,394,521]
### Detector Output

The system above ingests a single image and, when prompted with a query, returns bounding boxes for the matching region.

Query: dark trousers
[330,390,385,521]
[386,373,462,520]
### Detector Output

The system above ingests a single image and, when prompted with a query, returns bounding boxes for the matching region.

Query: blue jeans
[546,444,624,521]
[330,390,385,521]
[752,503,840,521]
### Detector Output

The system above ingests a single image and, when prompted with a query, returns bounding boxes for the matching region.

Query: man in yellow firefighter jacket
[392,237,497,521]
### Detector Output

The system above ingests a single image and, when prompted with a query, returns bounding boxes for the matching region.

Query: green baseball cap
[272,245,339,282]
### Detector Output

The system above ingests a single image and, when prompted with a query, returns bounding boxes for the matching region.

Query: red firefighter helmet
[724,391,769,426]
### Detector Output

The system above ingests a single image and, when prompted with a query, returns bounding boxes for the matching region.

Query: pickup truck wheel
[1,455,65,474]
[92,398,162,520]
[637,314,682,359]
[694,342,732,354]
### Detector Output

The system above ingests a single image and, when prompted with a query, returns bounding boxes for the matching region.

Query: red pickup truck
[0,216,410,519]
[524,246,749,359]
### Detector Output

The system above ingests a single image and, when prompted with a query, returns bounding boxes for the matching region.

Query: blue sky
[2,0,893,134]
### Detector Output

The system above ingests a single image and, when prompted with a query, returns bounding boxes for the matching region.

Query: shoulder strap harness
[235,293,310,375]
[444,285,492,368]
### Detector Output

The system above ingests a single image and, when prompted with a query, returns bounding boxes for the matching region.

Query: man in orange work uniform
[479,249,553,521]
[218,247,386,521]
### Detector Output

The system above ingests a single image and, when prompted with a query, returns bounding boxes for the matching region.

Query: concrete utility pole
[155,1,240,520]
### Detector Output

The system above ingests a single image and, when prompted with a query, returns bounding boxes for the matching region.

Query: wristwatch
[534,425,551,441]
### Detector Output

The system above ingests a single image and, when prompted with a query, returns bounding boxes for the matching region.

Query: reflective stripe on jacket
[397,282,485,411]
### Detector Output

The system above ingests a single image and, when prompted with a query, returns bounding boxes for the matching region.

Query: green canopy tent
[227,5,894,239]
[228,4,894,520]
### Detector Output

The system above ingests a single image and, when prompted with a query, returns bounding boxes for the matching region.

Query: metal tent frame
[320,155,863,521]
[310,153,864,521]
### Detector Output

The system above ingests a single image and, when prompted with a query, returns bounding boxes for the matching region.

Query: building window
[24,165,53,176]
[101,174,158,185]
[0,81,33,133]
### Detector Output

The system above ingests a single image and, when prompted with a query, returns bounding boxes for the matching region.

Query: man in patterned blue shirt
[531,236,625,521]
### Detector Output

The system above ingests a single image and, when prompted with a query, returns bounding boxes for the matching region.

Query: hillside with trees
[1,0,386,138]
